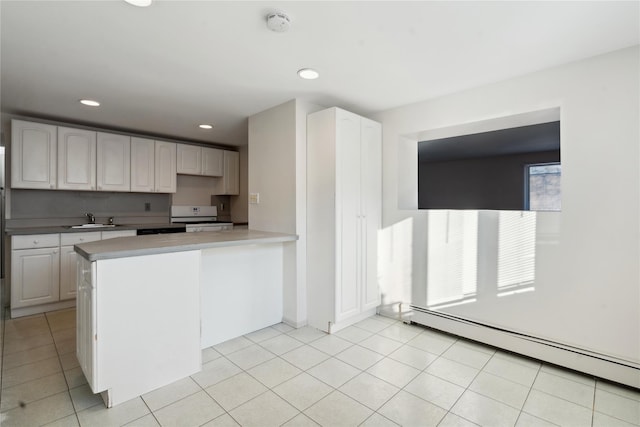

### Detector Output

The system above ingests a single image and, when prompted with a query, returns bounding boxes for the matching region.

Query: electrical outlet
[144,202,151,211]
[249,193,260,204]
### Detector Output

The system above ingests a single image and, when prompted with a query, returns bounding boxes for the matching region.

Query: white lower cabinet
[77,251,201,407]
[11,246,60,308]
[11,234,60,310]
[11,230,137,317]
[60,232,102,301]
[60,246,80,301]
[77,256,96,389]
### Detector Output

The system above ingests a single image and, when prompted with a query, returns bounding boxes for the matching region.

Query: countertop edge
[5,223,187,236]
[76,232,298,261]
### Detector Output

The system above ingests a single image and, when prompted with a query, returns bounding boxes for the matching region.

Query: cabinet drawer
[61,232,102,246]
[12,234,60,249]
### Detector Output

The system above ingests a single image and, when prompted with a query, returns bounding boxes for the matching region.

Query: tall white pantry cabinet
[307,107,382,333]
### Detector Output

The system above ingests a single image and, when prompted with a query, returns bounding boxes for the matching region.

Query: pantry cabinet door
[335,110,361,323]
[360,118,382,311]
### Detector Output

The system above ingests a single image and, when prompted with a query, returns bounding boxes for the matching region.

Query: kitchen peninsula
[74,229,297,407]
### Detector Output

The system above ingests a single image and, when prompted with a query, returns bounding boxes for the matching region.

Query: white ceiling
[1,1,638,147]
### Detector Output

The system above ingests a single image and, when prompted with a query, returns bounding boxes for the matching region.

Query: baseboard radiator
[410,306,640,389]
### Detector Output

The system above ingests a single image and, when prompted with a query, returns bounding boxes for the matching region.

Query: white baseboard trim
[327,308,377,334]
[11,299,76,318]
[411,306,640,389]
[282,316,307,329]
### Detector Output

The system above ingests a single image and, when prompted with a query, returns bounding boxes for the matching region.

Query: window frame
[524,162,562,211]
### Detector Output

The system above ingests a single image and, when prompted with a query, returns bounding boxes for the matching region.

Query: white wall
[373,46,639,365]
[248,99,323,326]
[248,100,297,234]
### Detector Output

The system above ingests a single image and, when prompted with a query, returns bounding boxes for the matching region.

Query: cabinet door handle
[33,240,39,244]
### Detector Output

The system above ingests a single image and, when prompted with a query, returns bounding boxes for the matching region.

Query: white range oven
[170,205,234,232]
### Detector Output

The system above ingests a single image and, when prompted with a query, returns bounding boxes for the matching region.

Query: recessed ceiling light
[199,124,214,129]
[298,68,319,80]
[80,99,100,107]
[124,0,152,7]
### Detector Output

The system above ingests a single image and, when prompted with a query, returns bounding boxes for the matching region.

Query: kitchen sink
[71,224,117,228]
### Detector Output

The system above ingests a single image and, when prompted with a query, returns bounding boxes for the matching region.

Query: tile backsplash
[211,195,231,221]
[10,189,171,220]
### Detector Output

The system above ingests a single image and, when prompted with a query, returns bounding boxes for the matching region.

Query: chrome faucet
[85,212,96,224]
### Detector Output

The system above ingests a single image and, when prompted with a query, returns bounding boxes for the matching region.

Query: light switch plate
[249,193,260,204]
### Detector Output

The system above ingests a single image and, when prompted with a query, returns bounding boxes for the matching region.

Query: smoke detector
[266,12,291,32]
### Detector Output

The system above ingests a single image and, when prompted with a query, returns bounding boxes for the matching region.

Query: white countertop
[75,229,298,261]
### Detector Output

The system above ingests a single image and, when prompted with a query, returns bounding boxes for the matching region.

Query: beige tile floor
[1,308,639,427]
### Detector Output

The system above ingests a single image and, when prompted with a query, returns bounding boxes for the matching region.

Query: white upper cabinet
[97,132,131,192]
[11,119,184,195]
[177,144,224,177]
[57,126,96,191]
[155,141,177,193]
[202,147,224,177]
[11,120,57,189]
[177,144,201,175]
[214,150,239,195]
[130,137,155,193]
[133,138,177,193]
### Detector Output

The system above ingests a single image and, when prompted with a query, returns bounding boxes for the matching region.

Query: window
[526,163,561,211]
[417,121,561,211]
